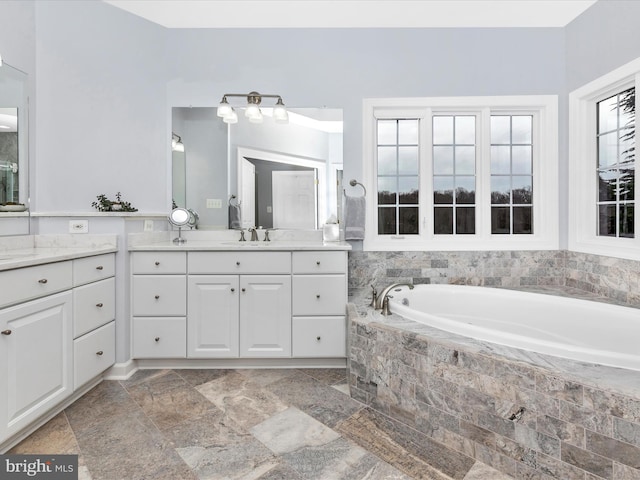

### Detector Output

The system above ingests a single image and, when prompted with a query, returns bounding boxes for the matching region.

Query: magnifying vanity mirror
[168,207,196,244]
[171,106,343,231]
[0,62,29,235]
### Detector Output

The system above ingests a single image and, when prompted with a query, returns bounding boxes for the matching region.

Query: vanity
[0,236,117,451]
[130,232,350,366]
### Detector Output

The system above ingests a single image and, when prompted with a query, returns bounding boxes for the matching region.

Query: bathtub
[386,284,640,371]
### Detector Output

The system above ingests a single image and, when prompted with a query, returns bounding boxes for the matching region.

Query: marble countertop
[129,240,352,252]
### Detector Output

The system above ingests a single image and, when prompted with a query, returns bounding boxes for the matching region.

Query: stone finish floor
[10,369,515,480]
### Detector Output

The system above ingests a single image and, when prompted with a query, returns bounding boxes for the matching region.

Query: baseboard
[135,357,347,370]
[102,359,138,380]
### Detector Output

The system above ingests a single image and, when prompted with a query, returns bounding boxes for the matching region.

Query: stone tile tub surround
[349,250,640,308]
[348,303,640,480]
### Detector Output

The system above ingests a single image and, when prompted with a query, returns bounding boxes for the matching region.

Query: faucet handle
[263,229,271,242]
[239,230,246,241]
[369,284,377,308]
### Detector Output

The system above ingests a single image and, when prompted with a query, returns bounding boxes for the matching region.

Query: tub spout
[375,282,414,312]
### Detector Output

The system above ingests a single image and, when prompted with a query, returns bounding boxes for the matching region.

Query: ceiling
[103,0,597,28]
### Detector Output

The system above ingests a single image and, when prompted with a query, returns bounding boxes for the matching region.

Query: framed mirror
[0,62,29,235]
[171,106,343,231]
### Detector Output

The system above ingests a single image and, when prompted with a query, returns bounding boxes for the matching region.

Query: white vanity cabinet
[131,252,187,358]
[291,251,348,357]
[187,252,292,358]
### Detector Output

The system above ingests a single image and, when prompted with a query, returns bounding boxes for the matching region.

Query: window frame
[362,95,559,251]
[569,57,640,260]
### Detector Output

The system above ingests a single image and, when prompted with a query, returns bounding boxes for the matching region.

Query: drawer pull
[154,295,160,300]
[96,265,104,270]
[1,330,11,335]
[155,337,160,342]
[38,278,48,284]
[155,261,160,266]
[96,302,104,308]
[96,350,104,356]
[230,288,235,292]
[316,336,321,341]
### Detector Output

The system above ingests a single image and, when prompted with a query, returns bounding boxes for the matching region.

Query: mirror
[0,62,29,235]
[168,207,196,245]
[171,107,343,230]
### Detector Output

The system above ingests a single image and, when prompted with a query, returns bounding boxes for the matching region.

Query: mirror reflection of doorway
[272,170,317,229]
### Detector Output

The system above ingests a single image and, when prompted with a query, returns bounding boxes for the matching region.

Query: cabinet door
[240,275,291,357]
[187,276,239,358]
[0,292,73,442]
[132,275,186,316]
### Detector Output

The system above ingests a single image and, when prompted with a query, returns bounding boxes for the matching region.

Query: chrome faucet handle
[239,230,246,241]
[263,229,271,242]
[369,284,378,308]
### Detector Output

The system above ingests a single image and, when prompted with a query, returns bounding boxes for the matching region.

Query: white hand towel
[344,195,366,240]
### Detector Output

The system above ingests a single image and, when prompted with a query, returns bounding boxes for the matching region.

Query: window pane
[490,146,511,174]
[455,116,475,144]
[456,207,475,234]
[434,176,454,204]
[598,132,619,168]
[433,116,453,144]
[455,176,475,204]
[433,146,454,174]
[512,116,532,144]
[455,146,475,175]
[512,176,532,204]
[621,128,635,165]
[398,146,419,174]
[619,88,635,128]
[377,176,397,204]
[398,119,419,144]
[377,120,397,144]
[598,95,619,133]
[491,116,511,144]
[598,205,616,236]
[512,146,532,174]
[399,176,419,204]
[491,176,511,204]
[620,203,634,238]
[491,207,510,234]
[434,207,453,234]
[513,207,532,234]
[620,165,634,201]
[598,169,617,202]
[399,207,419,234]
[378,207,396,234]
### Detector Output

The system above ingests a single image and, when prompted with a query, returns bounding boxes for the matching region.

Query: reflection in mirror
[171,107,342,231]
[0,62,29,235]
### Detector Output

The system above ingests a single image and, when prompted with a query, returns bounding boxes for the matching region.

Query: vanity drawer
[0,261,73,308]
[73,253,115,286]
[131,252,186,274]
[292,275,347,316]
[132,275,186,316]
[292,251,347,274]
[132,317,186,358]
[188,252,291,274]
[292,316,346,357]
[73,277,115,338]
[74,321,115,388]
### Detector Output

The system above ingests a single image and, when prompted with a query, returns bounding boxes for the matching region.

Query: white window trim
[362,95,559,251]
[568,57,640,260]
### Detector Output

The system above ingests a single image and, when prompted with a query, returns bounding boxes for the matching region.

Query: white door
[272,170,316,229]
[0,292,73,441]
[187,275,240,358]
[240,158,256,229]
[239,275,291,357]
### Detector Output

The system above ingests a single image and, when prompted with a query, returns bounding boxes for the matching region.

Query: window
[569,56,640,260]
[363,96,558,251]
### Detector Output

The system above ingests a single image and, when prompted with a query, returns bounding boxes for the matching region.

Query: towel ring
[343,179,366,197]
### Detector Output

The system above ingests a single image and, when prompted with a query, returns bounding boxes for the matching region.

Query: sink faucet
[249,227,259,241]
[375,283,414,314]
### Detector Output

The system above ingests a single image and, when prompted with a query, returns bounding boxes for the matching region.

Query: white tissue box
[323,224,339,242]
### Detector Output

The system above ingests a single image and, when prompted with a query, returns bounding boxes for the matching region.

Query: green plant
[91,192,138,212]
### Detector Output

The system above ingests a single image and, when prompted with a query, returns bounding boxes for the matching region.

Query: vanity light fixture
[171,133,184,152]
[216,91,288,124]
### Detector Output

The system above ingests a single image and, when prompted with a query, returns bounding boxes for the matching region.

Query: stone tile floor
[10,368,515,480]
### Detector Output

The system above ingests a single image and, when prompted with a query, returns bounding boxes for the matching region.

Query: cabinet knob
[154,295,160,300]
[96,350,104,356]
[241,288,246,292]
[96,265,104,270]
[230,288,235,292]
[236,261,241,266]
[38,278,48,284]
[155,261,160,266]
[316,336,321,341]
[316,294,321,299]
[96,303,104,308]
[155,337,160,342]
[316,261,321,266]
[1,330,11,335]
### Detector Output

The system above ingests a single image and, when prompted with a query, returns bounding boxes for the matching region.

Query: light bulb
[217,98,232,118]
[223,110,238,124]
